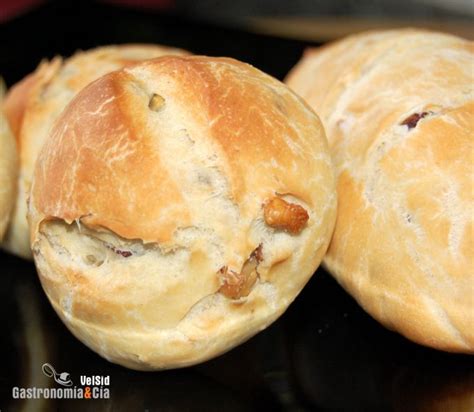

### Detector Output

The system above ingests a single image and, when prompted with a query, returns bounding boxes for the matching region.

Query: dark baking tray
[1,2,473,411]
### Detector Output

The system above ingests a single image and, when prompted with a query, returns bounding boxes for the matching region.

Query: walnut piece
[263,197,309,234]
[149,93,165,112]
[105,244,133,258]
[219,245,263,299]
[400,112,429,129]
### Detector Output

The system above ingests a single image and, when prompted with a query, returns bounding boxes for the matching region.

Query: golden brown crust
[29,55,337,369]
[33,56,331,244]
[0,92,17,240]
[286,29,474,353]
[2,44,189,258]
[3,71,39,142]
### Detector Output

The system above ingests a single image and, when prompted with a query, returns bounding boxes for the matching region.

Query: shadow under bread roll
[286,29,473,353]
[28,55,337,370]
[2,44,189,259]
[0,82,17,241]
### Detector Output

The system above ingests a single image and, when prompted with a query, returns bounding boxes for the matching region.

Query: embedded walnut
[149,93,165,112]
[400,112,429,129]
[219,245,263,299]
[264,197,309,234]
[105,244,133,258]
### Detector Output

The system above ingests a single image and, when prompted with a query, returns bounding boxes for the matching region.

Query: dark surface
[0,0,311,87]
[1,2,473,411]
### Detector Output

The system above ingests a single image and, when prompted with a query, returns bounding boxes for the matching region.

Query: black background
[1,2,473,411]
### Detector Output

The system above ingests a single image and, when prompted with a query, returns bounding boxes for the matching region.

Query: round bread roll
[286,29,473,352]
[2,44,189,259]
[28,56,337,370]
[0,83,17,240]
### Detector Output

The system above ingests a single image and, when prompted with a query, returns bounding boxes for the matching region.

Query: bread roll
[0,82,17,240]
[286,29,473,352]
[28,55,337,370]
[2,44,189,259]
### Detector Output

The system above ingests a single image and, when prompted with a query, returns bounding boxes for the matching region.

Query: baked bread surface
[3,44,188,258]
[0,85,17,240]
[29,55,337,369]
[286,29,474,352]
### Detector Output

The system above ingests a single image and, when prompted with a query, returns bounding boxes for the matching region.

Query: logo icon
[42,363,73,387]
